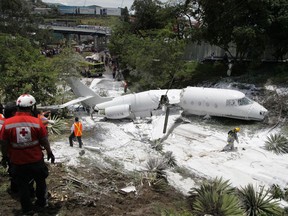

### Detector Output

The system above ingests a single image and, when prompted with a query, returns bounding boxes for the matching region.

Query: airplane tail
[66,77,112,108]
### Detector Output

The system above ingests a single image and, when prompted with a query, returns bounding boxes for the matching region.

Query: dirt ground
[0,159,191,216]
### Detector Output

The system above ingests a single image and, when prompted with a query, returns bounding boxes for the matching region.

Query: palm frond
[47,115,67,135]
[189,177,243,216]
[264,133,288,154]
[238,184,282,216]
[164,151,177,168]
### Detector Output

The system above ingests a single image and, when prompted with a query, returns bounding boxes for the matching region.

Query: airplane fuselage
[95,87,267,121]
[65,77,268,121]
[95,90,181,119]
[179,87,267,121]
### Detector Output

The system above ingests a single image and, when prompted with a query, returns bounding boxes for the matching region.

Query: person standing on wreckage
[222,127,240,151]
[69,117,83,148]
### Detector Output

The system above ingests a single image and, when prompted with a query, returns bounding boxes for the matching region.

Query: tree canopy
[109,0,188,91]
[184,0,288,60]
[0,35,57,103]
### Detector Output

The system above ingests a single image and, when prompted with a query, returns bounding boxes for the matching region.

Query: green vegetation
[187,177,285,216]
[189,177,243,216]
[269,184,288,201]
[1,0,288,100]
[0,35,57,103]
[47,115,67,135]
[238,184,283,216]
[264,133,288,154]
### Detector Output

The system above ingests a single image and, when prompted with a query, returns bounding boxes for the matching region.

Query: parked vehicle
[80,61,105,77]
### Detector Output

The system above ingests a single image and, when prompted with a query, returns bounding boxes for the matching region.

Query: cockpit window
[238,97,253,106]
[226,99,237,106]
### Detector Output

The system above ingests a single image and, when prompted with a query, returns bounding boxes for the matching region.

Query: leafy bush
[146,158,167,176]
[189,177,243,216]
[238,184,282,216]
[47,115,67,135]
[264,134,288,154]
[270,184,285,200]
[164,151,177,168]
[145,157,169,190]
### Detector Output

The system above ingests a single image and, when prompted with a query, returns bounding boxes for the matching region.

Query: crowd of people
[41,48,61,57]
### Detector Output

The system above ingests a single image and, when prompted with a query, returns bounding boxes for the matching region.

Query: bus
[79,61,105,77]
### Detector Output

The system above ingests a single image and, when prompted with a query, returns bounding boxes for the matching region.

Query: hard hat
[234,127,240,132]
[16,94,36,107]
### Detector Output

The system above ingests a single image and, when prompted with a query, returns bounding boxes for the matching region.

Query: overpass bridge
[39,25,112,50]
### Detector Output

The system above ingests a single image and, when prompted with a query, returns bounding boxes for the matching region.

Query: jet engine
[98,104,131,119]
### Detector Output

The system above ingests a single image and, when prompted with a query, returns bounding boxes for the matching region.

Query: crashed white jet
[62,77,267,121]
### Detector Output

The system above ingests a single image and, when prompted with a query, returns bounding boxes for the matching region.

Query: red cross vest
[74,122,82,137]
[0,114,5,130]
[0,112,48,165]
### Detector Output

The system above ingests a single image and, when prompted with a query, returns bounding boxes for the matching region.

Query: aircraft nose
[249,104,268,120]
[260,109,267,117]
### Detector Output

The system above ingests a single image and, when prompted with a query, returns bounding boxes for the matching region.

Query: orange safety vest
[74,122,83,137]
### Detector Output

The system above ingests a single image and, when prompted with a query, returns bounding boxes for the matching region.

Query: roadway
[39,24,111,36]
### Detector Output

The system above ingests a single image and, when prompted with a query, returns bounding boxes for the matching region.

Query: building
[57,5,122,16]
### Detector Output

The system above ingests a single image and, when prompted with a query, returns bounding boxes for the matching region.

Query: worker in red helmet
[0,94,55,215]
[1,101,34,195]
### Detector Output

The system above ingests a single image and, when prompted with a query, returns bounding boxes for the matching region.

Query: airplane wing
[58,96,95,108]
[38,95,95,110]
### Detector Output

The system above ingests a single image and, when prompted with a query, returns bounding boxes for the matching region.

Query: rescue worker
[0,94,55,215]
[123,80,128,93]
[38,111,49,127]
[0,103,3,113]
[69,117,83,148]
[4,101,17,118]
[222,127,240,151]
[0,103,6,168]
[1,101,24,194]
[0,103,4,130]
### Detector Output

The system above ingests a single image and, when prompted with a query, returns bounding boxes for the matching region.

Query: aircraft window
[214,104,218,108]
[206,102,209,107]
[238,97,253,105]
[226,99,237,106]
[183,100,187,104]
[198,101,201,106]
[191,101,194,105]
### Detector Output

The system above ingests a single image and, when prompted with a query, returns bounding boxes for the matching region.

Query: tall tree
[267,0,288,60]
[0,0,35,37]
[184,0,275,61]
[0,35,58,104]
[131,0,164,32]
[109,1,189,91]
